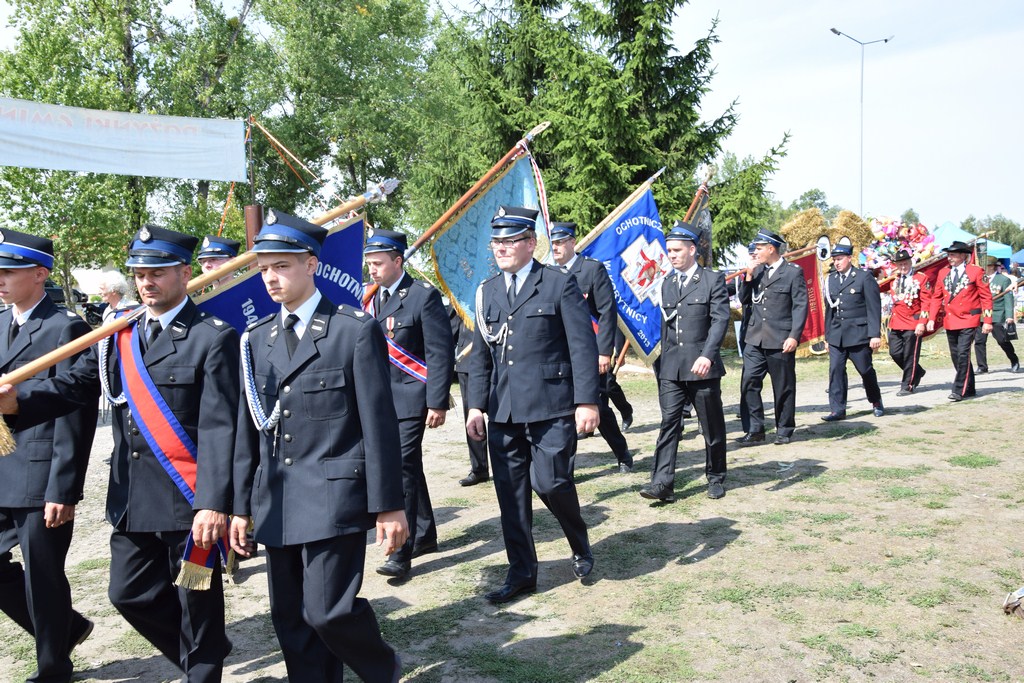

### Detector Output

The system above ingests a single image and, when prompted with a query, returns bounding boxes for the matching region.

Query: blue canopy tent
[931,222,1012,259]
[1011,248,1024,265]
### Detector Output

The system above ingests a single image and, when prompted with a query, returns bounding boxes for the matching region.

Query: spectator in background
[97,270,137,323]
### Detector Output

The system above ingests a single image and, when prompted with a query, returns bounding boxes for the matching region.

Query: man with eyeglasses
[466,206,600,604]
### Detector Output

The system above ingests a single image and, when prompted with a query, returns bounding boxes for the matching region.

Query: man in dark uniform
[363,228,453,579]
[974,256,1019,373]
[927,241,994,400]
[821,237,884,421]
[887,249,933,395]
[639,221,730,502]
[231,210,406,683]
[606,328,634,430]
[103,226,239,683]
[466,206,600,604]
[736,230,808,446]
[450,307,489,486]
[0,229,98,683]
[550,221,633,472]
[196,236,241,288]
[736,241,759,436]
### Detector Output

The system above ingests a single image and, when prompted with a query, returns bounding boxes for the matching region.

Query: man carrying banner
[821,237,884,421]
[974,256,1019,374]
[736,230,808,446]
[736,241,759,436]
[0,230,98,683]
[639,221,730,502]
[927,241,994,400]
[102,226,239,683]
[363,229,453,580]
[467,206,600,604]
[550,221,633,472]
[231,211,406,682]
[196,236,241,288]
[887,249,933,395]
[450,308,489,486]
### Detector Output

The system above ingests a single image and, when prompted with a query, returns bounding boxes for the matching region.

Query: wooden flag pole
[362,121,552,307]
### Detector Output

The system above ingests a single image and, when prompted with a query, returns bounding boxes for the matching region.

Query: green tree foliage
[962,214,1024,251]
[900,207,920,225]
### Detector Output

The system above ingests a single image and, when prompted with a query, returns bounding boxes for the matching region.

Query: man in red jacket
[927,241,993,401]
[887,249,933,396]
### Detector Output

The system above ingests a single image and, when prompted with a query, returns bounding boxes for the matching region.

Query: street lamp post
[830,28,894,217]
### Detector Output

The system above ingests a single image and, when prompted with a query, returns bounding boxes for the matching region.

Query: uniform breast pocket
[484,306,503,336]
[301,369,349,420]
[526,302,557,337]
[151,367,197,410]
[686,299,711,316]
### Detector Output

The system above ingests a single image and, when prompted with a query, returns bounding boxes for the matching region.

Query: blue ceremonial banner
[580,188,672,364]
[194,214,364,331]
[431,155,546,326]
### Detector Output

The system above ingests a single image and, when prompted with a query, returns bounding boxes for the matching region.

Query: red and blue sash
[363,297,428,383]
[116,321,228,590]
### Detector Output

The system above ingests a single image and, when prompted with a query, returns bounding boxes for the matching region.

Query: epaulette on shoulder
[419,280,434,290]
[338,304,371,322]
[198,310,230,330]
[247,312,276,332]
[544,263,569,275]
[481,272,503,285]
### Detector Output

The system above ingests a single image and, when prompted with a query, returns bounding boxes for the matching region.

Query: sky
[2,1,1022,228]
[671,0,1024,227]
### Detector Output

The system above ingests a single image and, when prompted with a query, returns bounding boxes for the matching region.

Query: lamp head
[830,27,840,35]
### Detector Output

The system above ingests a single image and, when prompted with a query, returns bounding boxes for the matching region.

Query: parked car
[44,279,87,305]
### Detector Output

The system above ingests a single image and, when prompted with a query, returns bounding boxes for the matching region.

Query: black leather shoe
[411,540,438,558]
[71,618,94,653]
[735,431,765,445]
[571,553,594,579]
[459,472,489,487]
[872,402,885,417]
[948,393,962,402]
[1012,362,1020,373]
[617,462,633,474]
[896,389,911,397]
[621,415,633,431]
[485,582,536,604]
[707,481,726,499]
[820,412,846,422]
[376,560,411,579]
[977,368,988,374]
[774,435,791,445]
[577,431,593,440]
[639,483,675,503]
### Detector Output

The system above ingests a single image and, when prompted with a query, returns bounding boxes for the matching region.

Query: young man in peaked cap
[736,229,808,446]
[640,221,730,502]
[231,209,407,682]
[821,237,884,421]
[549,221,633,472]
[197,236,242,288]
[364,228,454,580]
[0,228,98,683]
[102,224,240,683]
[466,205,600,604]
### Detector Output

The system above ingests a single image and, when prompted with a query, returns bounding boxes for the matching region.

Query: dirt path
[2,347,1023,682]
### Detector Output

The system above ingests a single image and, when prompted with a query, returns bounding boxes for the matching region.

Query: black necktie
[377,289,389,319]
[145,319,162,350]
[7,321,19,348]
[507,273,517,308]
[677,272,687,289]
[283,314,299,358]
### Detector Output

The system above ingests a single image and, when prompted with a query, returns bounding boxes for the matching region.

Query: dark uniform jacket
[373,273,453,418]
[234,296,405,547]
[656,267,730,382]
[566,256,617,356]
[104,300,240,532]
[824,267,881,346]
[450,307,472,375]
[739,260,809,349]
[0,297,98,508]
[468,260,600,423]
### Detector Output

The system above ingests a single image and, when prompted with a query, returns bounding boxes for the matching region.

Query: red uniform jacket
[888,271,934,331]
[928,264,993,330]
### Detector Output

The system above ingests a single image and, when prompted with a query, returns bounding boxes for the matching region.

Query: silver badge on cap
[497,207,506,218]
[266,210,277,225]
[139,226,152,242]
[0,230,5,244]
[366,228,375,239]
[202,237,211,249]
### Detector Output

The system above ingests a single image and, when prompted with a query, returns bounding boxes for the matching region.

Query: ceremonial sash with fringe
[116,322,230,590]
[363,297,428,383]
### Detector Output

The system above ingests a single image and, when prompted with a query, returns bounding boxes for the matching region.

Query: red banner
[792,251,825,346]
